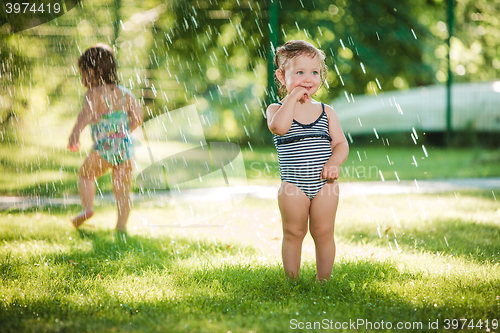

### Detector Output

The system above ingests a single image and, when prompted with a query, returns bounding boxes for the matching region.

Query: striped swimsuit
[273,103,333,200]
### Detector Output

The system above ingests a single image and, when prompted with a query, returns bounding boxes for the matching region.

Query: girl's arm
[321,105,349,180]
[126,94,143,132]
[266,86,309,135]
[68,90,96,152]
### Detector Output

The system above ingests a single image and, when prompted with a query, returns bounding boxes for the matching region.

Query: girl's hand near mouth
[290,85,310,102]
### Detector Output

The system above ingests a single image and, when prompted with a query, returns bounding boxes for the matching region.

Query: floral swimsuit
[91,85,134,165]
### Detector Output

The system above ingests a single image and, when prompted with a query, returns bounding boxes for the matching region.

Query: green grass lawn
[243,145,500,185]
[2,101,500,196]
[1,191,499,332]
[1,138,500,196]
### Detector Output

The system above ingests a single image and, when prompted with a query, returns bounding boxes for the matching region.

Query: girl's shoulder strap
[321,103,327,120]
[117,85,137,102]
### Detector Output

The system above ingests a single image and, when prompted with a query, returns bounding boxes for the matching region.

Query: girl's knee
[113,165,132,182]
[283,226,308,240]
[79,166,93,179]
[113,184,130,198]
[309,224,334,240]
[113,177,131,191]
[116,196,131,207]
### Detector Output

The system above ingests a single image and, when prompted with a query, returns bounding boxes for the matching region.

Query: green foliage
[1,192,500,332]
[150,0,269,142]
[279,0,436,96]
[450,0,500,82]
[2,0,500,145]
[0,33,30,141]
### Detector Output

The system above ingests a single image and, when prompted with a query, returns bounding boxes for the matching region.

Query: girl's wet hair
[78,43,118,86]
[274,40,328,97]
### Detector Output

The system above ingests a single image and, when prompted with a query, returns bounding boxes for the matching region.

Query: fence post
[446,0,454,145]
[113,0,122,47]
[267,0,279,105]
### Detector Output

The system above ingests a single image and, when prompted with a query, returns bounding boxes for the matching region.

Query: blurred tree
[448,0,500,83]
[150,0,269,143]
[278,0,438,98]
[0,34,30,141]
[148,0,446,143]
[2,0,500,146]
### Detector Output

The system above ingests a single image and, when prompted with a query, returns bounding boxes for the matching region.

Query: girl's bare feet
[71,210,94,228]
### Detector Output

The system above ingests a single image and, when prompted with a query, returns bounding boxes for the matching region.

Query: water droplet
[422,145,428,157]
[412,127,419,140]
[391,207,399,226]
[412,155,418,167]
[411,133,417,145]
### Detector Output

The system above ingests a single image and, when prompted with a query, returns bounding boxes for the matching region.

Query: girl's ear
[275,69,285,85]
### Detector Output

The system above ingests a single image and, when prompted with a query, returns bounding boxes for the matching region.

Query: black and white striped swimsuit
[273,103,333,200]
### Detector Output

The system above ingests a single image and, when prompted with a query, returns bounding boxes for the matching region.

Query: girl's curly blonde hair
[273,40,328,98]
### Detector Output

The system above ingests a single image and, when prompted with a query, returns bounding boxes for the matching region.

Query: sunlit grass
[243,145,500,185]
[1,191,499,332]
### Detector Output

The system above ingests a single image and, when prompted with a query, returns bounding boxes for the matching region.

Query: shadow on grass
[398,219,500,263]
[0,205,106,242]
[0,172,143,197]
[455,190,500,200]
[2,217,500,332]
[59,229,254,274]
[344,218,500,263]
[0,154,81,196]
[4,253,498,333]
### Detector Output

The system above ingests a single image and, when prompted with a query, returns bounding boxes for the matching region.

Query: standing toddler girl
[266,40,349,281]
[68,43,142,232]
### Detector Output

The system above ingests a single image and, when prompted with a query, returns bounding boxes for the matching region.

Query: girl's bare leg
[112,159,133,232]
[72,152,111,228]
[309,180,339,281]
[278,181,310,279]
